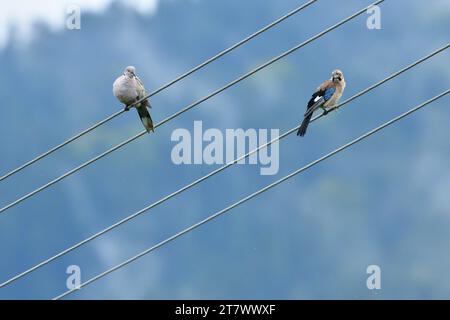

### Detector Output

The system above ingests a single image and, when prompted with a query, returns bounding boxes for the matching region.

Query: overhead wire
[0,0,386,215]
[53,89,450,300]
[2,42,446,288]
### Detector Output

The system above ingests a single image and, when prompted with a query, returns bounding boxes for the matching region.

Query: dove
[113,66,154,133]
[297,69,346,137]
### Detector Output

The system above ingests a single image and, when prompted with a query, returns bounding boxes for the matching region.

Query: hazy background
[0,0,449,299]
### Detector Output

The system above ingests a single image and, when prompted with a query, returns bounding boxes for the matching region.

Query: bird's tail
[297,113,313,137]
[136,102,154,133]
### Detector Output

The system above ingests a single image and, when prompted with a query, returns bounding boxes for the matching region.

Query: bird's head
[331,69,344,83]
[124,66,136,77]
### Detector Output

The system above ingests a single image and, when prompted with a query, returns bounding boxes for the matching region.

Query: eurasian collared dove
[113,66,154,133]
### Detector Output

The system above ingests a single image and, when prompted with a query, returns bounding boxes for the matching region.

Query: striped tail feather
[136,103,154,133]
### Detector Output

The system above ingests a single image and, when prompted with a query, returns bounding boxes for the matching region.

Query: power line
[53,89,450,300]
[0,0,318,183]
[2,42,446,288]
[0,110,123,183]
[0,0,386,215]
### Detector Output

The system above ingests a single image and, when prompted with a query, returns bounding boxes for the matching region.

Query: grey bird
[113,66,154,133]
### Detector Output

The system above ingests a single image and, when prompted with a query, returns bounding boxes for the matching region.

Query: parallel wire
[2,42,446,288]
[0,0,386,215]
[0,0,318,183]
[53,89,450,300]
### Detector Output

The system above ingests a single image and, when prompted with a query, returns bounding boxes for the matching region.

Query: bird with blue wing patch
[297,69,346,137]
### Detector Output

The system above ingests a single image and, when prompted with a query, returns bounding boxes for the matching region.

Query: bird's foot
[124,105,131,112]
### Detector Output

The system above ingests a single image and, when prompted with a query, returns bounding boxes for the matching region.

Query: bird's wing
[322,87,336,101]
[134,75,152,108]
[134,75,147,97]
[318,80,338,100]
[304,87,336,117]
[304,95,325,117]
[303,79,339,117]
[303,79,339,118]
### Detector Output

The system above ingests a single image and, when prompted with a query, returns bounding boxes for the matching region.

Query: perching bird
[297,69,346,137]
[113,66,154,133]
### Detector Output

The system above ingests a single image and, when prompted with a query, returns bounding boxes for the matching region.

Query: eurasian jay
[297,69,346,137]
[113,66,154,133]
